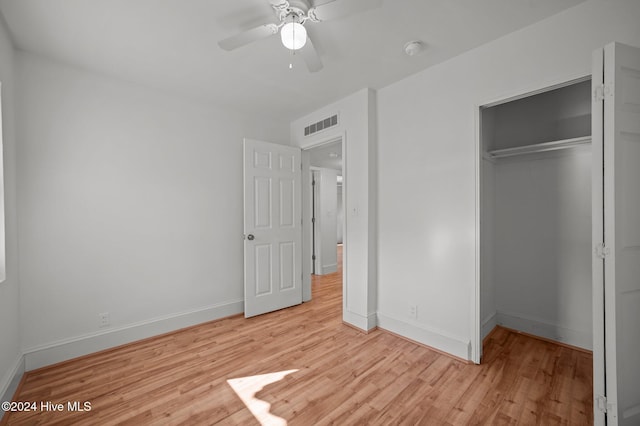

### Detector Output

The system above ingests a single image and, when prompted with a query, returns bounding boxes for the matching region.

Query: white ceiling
[0,0,586,122]
[308,140,342,171]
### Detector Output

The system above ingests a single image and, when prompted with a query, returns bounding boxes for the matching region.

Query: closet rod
[488,136,591,159]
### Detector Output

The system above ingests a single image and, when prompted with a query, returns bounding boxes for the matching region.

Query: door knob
[247,234,255,241]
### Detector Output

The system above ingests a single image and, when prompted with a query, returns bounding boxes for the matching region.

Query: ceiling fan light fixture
[281,21,307,51]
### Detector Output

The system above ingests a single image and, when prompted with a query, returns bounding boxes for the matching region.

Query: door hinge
[595,395,616,414]
[594,243,611,259]
[593,84,612,102]
[312,255,316,261]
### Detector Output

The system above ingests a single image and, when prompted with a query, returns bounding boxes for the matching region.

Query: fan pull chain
[289,43,295,69]
[289,20,298,70]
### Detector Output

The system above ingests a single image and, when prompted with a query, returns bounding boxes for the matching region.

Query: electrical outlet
[98,312,110,328]
[409,304,417,319]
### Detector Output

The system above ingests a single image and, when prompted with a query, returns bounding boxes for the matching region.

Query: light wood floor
[3,247,592,425]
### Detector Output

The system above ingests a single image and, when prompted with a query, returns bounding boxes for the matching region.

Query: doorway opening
[302,137,344,303]
[476,76,593,363]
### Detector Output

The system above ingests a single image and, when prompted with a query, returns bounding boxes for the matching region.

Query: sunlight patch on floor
[227,369,298,425]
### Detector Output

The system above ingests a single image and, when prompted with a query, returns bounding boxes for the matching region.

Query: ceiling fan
[218,0,383,72]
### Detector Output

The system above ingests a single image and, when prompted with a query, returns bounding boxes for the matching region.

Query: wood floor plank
[2,246,593,425]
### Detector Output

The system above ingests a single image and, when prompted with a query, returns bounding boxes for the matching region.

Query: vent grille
[304,114,338,137]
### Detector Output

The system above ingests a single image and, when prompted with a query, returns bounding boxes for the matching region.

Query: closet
[477,43,640,425]
[480,79,593,350]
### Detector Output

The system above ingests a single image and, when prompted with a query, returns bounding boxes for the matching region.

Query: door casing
[474,73,592,364]
[301,135,345,303]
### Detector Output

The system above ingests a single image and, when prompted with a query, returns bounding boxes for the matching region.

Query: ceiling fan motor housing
[273,0,311,22]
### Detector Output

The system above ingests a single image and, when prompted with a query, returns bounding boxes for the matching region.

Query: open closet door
[592,44,606,426]
[243,138,302,317]
[593,42,640,426]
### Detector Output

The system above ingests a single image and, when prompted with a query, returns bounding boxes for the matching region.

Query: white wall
[377,0,640,360]
[494,148,592,349]
[291,89,377,331]
[0,14,22,407]
[15,52,289,369]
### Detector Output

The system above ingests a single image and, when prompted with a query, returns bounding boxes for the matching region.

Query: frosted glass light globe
[281,22,307,50]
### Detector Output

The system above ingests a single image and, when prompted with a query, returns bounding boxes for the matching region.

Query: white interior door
[243,138,302,317]
[595,42,640,426]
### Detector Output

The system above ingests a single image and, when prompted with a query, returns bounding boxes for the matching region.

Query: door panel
[280,242,295,290]
[603,42,640,426]
[255,244,272,296]
[244,139,302,317]
[254,177,272,228]
[280,179,295,227]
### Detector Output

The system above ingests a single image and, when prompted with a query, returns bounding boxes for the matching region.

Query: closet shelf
[487,136,591,159]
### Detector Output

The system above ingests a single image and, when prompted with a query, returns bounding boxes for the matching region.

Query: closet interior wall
[481,80,593,350]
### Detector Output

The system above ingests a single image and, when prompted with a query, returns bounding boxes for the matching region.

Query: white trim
[301,132,346,312]
[377,313,470,361]
[342,310,377,332]
[0,82,5,285]
[481,74,592,108]
[320,263,337,274]
[591,46,606,426]
[0,354,24,410]
[496,311,592,350]
[23,299,243,371]
[481,312,497,340]
[298,132,343,150]
[473,102,482,364]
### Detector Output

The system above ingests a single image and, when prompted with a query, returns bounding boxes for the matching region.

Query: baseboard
[321,263,337,275]
[495,311,591,350]
[376,313,471,361]
[0,354,24,410]
[342,309,377,332]
[481,312,497,340]
[23,299,244,371]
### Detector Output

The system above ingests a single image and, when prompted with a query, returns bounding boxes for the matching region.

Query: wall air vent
[304,114,338,137]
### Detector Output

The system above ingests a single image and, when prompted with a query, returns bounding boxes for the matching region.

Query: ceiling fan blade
[267,0,290,10]
[299,37,323,72]
[308,0,383,22]
[218,23,279,51]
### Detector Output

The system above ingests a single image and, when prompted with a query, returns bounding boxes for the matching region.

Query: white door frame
[591,47,606,426]
[473,73,592,364]
[301,134,345,303]
[310,168,322,275]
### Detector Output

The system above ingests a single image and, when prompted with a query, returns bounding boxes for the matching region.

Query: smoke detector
[404,40,424,56]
